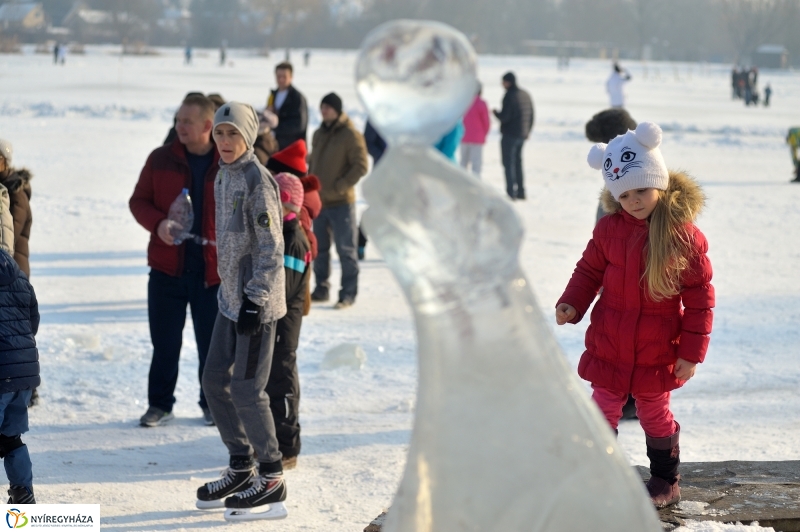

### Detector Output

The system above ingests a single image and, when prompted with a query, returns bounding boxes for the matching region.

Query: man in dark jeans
[493,72,534,200]
[308,93,369,309]
[130,94,221,427]
[267,62,308,150]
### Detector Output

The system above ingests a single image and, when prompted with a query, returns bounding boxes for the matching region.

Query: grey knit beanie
[0,139,12,165]
[213,102,259,148]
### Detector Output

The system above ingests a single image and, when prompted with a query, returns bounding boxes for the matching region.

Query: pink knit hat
[273,172,304,214]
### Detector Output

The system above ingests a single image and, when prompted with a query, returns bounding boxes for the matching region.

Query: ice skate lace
[207,467,239,493]
[235,474,280,498]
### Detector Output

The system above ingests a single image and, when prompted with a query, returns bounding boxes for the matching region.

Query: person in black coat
[267,62,309,150]
[0,249,39,504]
[493,72,534,200]
[268,173,311,469]
[358,121,387,260]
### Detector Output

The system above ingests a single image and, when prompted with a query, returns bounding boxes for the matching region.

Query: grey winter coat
[214,149,287,323]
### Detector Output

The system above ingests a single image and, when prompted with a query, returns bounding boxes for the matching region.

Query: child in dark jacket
[268,173,311,469]
[0,249,40,504]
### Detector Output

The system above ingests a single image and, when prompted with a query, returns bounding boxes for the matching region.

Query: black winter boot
[8,485,35,504]
[645,422,681,508]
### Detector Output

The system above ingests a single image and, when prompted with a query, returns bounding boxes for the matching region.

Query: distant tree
[248,0,326,48]
[190,0,243,46]
[719,0,795,61]
[89,0,163,44]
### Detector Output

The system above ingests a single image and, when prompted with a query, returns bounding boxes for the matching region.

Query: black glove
[236,296,264,336]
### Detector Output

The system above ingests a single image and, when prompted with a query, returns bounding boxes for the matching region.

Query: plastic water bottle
[167,188,194,245]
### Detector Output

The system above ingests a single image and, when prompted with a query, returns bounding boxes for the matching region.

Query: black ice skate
[223,472,287,521]
[195,456,255,509]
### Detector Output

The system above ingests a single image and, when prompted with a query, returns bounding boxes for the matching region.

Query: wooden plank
[638,461,800,531]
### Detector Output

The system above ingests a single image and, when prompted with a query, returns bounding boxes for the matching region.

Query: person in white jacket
[606,63,631,108]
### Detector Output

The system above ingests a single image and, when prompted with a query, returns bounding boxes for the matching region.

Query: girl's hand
[674,358,697,381]
[555,304,577,325]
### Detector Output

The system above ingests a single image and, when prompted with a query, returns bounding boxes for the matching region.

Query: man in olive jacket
[308,93,368,309]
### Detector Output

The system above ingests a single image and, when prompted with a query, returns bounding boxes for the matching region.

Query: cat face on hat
[587,121,669,200]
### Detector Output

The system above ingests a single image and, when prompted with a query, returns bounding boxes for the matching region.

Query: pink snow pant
[591,385,677,438]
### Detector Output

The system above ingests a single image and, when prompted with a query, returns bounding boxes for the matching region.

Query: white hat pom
[587,143,607,170]
[634,122,662,149]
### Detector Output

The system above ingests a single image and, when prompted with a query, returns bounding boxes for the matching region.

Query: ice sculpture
[356,20,662,531]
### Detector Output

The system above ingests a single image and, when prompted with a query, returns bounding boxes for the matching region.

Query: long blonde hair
[643,178,702,301]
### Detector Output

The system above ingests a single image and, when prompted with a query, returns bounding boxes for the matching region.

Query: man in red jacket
[130,94,221,427]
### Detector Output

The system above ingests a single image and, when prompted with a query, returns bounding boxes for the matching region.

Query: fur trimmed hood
[600,169,705,223]
[0,168,32,199]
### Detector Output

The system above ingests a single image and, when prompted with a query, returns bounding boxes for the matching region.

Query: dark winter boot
[8,485,35,504]
[621,394,638,420]
[196,455,256,509]
[645,423,681,508]
[310,286,329,302]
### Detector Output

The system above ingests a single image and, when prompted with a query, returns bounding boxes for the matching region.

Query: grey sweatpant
[202,312,282,464]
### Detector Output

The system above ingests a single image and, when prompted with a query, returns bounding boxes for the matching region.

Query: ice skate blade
[224,502,288,521]
[196,499,225,509]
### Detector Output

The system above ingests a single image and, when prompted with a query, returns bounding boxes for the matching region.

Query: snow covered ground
[0,45,798,531]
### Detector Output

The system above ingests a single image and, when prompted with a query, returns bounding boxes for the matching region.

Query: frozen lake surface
[0,45,798,531]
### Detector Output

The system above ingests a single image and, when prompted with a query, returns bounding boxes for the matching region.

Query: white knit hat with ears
[587,122,669,200]
[0,139,12,165]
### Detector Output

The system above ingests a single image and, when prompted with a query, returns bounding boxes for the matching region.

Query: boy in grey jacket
[196,102,289,521]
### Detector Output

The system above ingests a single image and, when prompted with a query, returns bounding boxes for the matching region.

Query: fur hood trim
[0,168,33,197]
[600,169,705,223]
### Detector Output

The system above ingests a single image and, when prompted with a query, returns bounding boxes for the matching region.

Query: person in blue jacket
[435,121,465,162]
[0,249,40,504]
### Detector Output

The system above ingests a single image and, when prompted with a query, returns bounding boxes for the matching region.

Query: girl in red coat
[555,122,714,509]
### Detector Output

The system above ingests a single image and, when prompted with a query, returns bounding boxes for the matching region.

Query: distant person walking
[493,72,534,200]
[460,86,491,178]
[267,62,308,150]
[129,94,221,428]
[220,41,227,66]
[606,62,631,108]
[763,83,772,107]
[308,93,368,309]
[53,43,59,65]
[184,45,192,65]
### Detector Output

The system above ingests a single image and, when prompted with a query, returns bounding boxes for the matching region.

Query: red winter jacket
[129,139,220,287]
[556,172,714,394]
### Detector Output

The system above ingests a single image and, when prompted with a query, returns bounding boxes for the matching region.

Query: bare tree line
[34,0,800,64]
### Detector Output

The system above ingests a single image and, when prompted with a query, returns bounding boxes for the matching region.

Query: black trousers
[501,135,526,199]
[267,307,303,457]
[147,269,219,412]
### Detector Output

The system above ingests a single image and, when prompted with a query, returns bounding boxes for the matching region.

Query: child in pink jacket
[460,86,490,178]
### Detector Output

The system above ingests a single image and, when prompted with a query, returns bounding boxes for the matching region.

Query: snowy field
[0,44,798,531]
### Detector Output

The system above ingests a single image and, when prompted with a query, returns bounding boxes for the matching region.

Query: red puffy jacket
[557,171,714,394]
[129,139,220,287]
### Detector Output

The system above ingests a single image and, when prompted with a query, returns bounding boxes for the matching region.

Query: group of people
[0,51,724,516]
[731,66,771,107]
[128,61,373,520]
